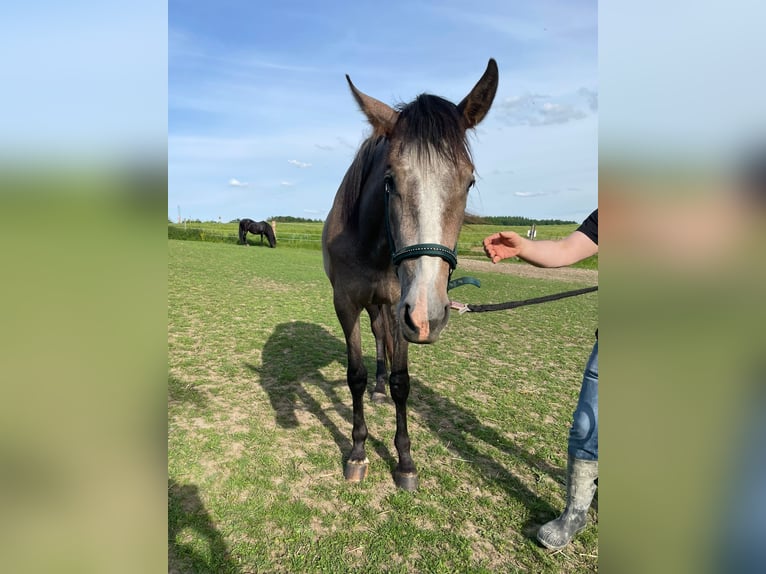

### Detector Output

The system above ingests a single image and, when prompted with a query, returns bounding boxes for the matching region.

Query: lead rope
[450,285,598,314]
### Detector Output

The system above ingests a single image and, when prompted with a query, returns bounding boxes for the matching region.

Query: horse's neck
[354,178,390,264]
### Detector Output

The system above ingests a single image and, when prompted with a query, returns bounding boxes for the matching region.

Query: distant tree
[472,215,577,226]
[269,215,324,223]
[463,213,486,225]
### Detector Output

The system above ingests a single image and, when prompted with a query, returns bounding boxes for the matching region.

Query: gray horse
[322,59,498,490]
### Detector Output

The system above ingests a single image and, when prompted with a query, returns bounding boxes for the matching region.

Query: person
[482,209,598,550]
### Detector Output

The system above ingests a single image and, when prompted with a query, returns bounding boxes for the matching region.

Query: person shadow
[169,377,237,571]
[168,374,208,409]
[168,479,239,574]
[247,321,396,475]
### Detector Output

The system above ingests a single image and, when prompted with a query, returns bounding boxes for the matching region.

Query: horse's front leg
[335,302,369,482]
[367,305,390,403]
[389,334,417,491]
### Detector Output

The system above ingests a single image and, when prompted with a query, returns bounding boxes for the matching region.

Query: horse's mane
[338,95,472,227]
[339,135,387,227]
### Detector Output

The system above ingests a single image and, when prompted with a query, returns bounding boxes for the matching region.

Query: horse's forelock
[394,95,473,167]
[337,96,472,228]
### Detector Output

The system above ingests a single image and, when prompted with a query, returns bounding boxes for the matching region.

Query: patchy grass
[168,239,598,573]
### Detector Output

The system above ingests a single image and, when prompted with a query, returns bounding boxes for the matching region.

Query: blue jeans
[568,340,598,461]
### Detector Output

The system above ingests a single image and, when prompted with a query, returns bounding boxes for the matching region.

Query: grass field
[168,221,599,270]
[168,239,598,573]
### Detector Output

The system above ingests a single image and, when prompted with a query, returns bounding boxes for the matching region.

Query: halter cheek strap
[383,181,480,292]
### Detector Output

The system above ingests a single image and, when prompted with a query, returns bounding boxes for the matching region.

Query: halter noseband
[391,243,458,269]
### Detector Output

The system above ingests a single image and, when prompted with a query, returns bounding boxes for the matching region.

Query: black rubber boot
[537,456,598,550]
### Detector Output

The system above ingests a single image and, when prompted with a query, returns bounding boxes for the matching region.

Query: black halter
[383,179,459,272]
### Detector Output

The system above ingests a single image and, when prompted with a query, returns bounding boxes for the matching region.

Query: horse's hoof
[394,470,418,491]
[344,459,369,482]
[371,391,387,403]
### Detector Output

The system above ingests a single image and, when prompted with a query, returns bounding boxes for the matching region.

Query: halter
[383,179,459,273]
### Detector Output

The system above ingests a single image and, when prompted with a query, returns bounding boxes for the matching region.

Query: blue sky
[169,0,597,223]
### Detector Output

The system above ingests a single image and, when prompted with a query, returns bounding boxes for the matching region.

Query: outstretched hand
[483,231,524,263]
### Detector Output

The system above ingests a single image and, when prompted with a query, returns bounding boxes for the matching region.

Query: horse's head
[347,59,498,343]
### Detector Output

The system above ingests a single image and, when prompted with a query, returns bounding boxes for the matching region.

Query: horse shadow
[168,479,238,574]
[250,321,569,535]
[247,321,395,471]
[410,378,568,536]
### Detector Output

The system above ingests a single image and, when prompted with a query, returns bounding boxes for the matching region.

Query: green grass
[168,239,598,573]
[168,221,598,269]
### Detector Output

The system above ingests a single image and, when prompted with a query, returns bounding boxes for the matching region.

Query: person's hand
[483,231,524,263]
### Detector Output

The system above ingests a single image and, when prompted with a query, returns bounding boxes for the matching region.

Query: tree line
[463,214,576,226]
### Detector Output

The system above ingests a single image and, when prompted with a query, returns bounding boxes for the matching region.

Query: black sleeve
[576,209,598,245]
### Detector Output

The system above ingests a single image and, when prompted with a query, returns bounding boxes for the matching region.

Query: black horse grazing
[322,59,498,490]
[238,218,276,248]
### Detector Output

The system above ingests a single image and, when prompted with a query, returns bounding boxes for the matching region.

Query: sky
[1,1,167,160]
[169,0,598,223]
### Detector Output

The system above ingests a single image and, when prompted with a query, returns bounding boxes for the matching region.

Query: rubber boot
[537,455,598,550]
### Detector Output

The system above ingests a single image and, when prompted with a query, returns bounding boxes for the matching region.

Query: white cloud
[502,93,548,110]
[288,159,312,168]
[337,137,357,150]
[578,87,598,112]
[315,144,334,151]
[534,103,586,126]
[228,178,249,187]
[498,91,590,127]
[280,181,295,187]
[514,191,553,197]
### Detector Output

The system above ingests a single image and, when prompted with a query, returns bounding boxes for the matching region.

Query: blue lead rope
[448,276,481,290]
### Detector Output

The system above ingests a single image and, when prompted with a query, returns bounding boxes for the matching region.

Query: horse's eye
[384,176,394,193]
[467,178,476,192]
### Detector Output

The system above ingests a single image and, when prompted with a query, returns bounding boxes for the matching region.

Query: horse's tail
[263,222,277,248]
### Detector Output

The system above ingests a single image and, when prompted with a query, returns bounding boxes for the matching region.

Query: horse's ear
[457,58,499,130]
[346,75,398,136]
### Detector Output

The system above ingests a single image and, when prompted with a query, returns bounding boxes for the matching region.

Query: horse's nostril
[403,304,417,332]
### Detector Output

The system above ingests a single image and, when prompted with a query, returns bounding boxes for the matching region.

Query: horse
[238,218,276,248]
[321,59,498,490]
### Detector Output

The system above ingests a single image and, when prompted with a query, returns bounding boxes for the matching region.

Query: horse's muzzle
[399,300,451,343]
[397,263,452,343]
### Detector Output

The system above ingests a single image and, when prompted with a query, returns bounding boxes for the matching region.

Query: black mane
[394,94,473,167]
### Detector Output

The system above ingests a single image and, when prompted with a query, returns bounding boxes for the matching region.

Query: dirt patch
[459,258,598,284]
